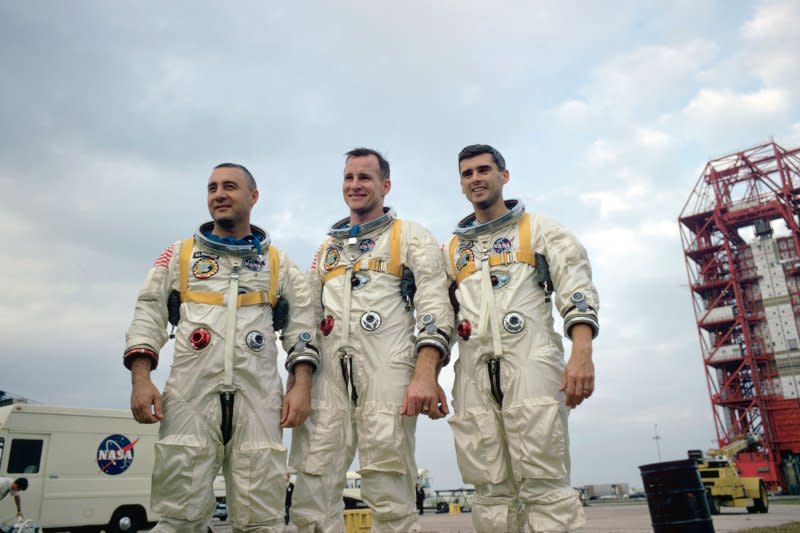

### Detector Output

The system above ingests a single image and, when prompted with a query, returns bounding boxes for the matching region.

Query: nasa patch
[192,257,219,279]
[358,238,375,254]
[492,237,514,253]
[97,434,139,475]
[242,256,263,272]
[455,247,475,271]
[323,245,342,271]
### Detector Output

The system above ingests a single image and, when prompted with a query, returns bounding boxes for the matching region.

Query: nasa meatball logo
[97,434,139,475]
[492,237,514,254]
[358,238,375,254]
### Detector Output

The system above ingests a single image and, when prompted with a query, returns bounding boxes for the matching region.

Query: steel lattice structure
[679,141,800,493]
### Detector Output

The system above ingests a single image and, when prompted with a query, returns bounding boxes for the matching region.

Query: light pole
[653,424,662,461]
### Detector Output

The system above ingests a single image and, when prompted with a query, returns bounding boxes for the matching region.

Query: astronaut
[444,145,598,532]
[125,163,319,532]
[289,148,453,533]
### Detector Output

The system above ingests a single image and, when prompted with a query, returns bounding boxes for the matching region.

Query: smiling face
[459,152,509,213]
[207,166,258,237]
[343,154,391,224]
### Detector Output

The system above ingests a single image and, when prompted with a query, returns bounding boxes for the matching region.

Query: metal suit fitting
[246,330,265,351]
[189,328,211,350]
[351,272,370,289]
[291,331,313,354]
[360,311,382,331]
[320,315,334,336]
[457,319,472,341]
[490,270,510,289]
[571,291,589,312]
[503,312,525,334]
[421,313,437,335]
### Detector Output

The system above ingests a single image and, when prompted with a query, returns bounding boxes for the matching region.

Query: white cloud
[586,139,621,166]
[743,0,800,41]
[664,88,791,148]
[551,99,593,125]
[686,87,787,115]
[579,183,650,217]
[636,127,672,150]
[741,0,800,87]
[586,39,719,116]
[580,216,682,283]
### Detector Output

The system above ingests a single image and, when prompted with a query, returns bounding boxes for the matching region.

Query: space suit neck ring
[195,222,270,256]
[328,207,397,239]
[453,199,525,239]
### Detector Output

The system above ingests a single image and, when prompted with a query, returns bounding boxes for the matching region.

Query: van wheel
[108,507,145,533]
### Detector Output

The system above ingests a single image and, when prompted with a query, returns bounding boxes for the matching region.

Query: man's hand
[401,346,449,419]
[130,358,163,423]
[281,363,313,428]
[561,324,595,408]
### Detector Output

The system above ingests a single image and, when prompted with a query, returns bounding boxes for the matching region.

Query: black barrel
[638,459,715,533]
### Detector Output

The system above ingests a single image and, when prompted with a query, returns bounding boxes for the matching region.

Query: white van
[0,403,159,532]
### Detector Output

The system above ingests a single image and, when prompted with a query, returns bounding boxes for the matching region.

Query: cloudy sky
[2,1,799,491]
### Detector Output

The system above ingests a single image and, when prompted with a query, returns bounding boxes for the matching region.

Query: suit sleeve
[405,221,455,365]
[534,214,599,339]
[123,240,181,369]
[278,247,321,372]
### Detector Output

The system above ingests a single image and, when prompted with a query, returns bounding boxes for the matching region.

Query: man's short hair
[214,163,257,191]
[13,478,28,491]
[458,144,507,172]
[345,147,390,180]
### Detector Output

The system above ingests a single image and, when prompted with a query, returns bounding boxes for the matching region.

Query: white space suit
[444,201,598,532]
[289,208,453,533]
[124,223,318,532]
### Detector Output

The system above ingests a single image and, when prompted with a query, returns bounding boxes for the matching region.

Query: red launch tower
[679,141,800,493]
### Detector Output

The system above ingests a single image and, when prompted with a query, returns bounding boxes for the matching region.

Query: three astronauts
[125,144,598,533]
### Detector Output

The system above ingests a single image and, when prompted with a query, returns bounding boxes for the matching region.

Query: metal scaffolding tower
[679,141,800,493]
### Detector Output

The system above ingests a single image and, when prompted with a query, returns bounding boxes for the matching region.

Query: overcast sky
[2,1,799,491]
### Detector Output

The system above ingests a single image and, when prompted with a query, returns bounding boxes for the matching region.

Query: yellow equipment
[688,434,768,515]
[343,509,372,533]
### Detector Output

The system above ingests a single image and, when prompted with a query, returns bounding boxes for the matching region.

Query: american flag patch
[153,245,175,268]
[310,243,325,272]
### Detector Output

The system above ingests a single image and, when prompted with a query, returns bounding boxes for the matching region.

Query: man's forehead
[460,152,495,169]
[344,154,380,173]
[209,167,245,183]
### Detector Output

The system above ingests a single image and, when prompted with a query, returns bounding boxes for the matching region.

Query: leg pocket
[448,408,509,485]
[356,405,406,475]
[504,398,568,480]
[290,401,348,476]
[152,437,216,521]
[227,441,287,525]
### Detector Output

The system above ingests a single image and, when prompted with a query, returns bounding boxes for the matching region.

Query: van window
[8,439,43,474]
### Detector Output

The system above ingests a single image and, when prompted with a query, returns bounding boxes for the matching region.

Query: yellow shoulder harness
[322,219,403,284]
[178,237,279,308]
[449,213,536,286]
